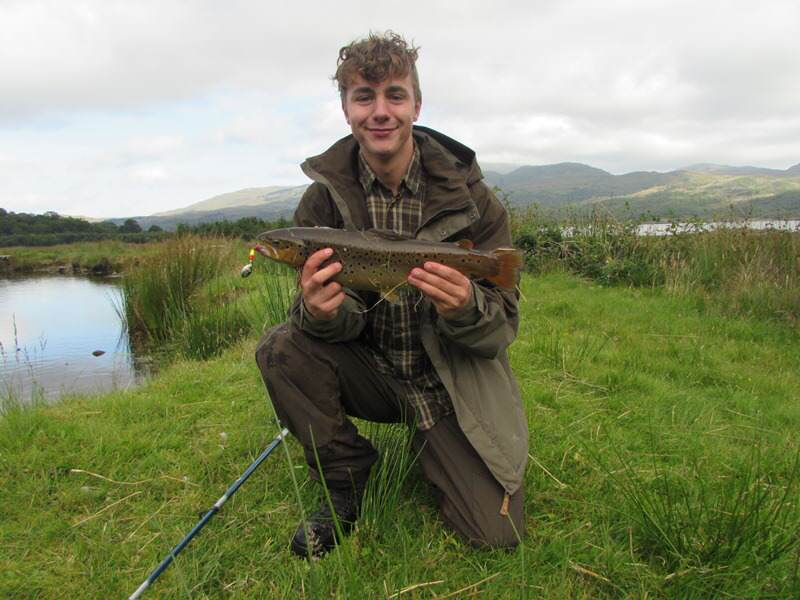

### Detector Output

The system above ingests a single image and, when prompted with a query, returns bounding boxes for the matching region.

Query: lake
[637,218,800,236]
[0,275,146,404]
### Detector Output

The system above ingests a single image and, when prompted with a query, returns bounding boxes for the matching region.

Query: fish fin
[456,239,474,250]
[367,228,413,242]
[485,248,523,289]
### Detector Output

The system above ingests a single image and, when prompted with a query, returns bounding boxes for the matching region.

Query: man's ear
[413,100,421,122]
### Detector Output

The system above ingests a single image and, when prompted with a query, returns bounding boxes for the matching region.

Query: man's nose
[371,96,390,120]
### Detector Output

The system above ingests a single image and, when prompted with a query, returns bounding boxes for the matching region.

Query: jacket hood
[412,125,484,186]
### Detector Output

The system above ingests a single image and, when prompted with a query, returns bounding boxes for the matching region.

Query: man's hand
[408,262,473,320]
[301,248,345,321]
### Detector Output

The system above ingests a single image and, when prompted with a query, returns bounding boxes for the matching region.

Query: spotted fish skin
[254,227,522,296]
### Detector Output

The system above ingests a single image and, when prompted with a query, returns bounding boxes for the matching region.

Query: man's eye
[355,96,371,102]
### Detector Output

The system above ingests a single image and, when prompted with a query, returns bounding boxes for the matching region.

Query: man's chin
[362,141,398,160]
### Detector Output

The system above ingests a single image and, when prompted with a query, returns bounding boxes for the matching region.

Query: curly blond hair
[333,31,421,103]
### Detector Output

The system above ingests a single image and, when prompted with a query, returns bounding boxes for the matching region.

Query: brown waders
[255,322,524,548]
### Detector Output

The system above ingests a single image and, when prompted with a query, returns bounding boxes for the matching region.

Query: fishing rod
[129,426,290,599]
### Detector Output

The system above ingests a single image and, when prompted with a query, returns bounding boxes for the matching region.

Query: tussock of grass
[591,433,800,595]
[120,236,234,344]
[119,236,295,361]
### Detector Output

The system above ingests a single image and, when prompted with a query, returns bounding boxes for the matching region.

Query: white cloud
[130,165,168,183]
[125,136,184,158]
[0,0,798,216]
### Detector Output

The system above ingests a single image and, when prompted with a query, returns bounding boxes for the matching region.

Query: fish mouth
[256,241,305,266]
[256,242,280,260]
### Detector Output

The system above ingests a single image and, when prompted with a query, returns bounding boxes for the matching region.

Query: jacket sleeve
[434,181,519,359]
[287,183,367,342]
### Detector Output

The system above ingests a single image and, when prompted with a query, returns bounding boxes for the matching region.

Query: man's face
[342,73,421,164]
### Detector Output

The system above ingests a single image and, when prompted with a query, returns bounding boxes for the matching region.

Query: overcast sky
[1,0,799,218]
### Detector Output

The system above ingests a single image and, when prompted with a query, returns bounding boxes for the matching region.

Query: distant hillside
[110,185,307,231]
[152,186,288,216]
[482,162,800,219]
[786,163,800,175]
[578,171,800,219]
[101,161,800,228]
[682,163,797,177]
[483,163,683,207]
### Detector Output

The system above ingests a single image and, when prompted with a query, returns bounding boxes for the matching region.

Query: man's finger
[422,261,469,285]
[310,262,342,287]
[409,267,464,299]
[408,276,452,305]
[316,291,346,314]
[311,281,342,304]
[302,248,334,281]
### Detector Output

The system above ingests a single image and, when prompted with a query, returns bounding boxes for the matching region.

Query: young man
[256,31,528,558]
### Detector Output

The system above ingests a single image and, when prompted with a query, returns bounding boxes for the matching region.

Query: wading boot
[290,483,365,558]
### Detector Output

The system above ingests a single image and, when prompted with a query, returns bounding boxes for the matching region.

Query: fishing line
[355,280,408,314]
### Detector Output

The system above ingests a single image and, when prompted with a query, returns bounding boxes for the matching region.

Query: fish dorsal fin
[456,239,474,250]
[366,228,412,242]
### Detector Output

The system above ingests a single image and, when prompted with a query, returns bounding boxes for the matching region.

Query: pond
[0,275,147,405]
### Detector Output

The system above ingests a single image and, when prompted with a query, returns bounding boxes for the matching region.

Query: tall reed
[513,208,800,324]
[120,236,232,343]
[659,227,800,323]
[238,260,297,334]
[119,235,295,360]
[358,421,419,536]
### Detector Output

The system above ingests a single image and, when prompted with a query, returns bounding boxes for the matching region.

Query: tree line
[0,209,165,247]
[0,208,290,247]
[174,215,291,239]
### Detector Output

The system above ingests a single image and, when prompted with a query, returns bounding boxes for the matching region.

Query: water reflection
[0,275,147,403]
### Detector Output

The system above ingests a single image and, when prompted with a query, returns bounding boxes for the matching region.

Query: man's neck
[361,142,415,195]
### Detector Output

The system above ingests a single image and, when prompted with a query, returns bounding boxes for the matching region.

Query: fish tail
[486,248,523,289]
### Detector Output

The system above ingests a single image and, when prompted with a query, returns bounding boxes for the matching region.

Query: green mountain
[483,163,682,207]
[152,186,288,216]
[582,172,800,219]
[109,185,306,230]
[482,163,800,219]
[102,162,800,229]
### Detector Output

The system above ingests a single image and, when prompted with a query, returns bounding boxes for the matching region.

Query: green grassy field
[1,272,799,598]
[0,240,169,274]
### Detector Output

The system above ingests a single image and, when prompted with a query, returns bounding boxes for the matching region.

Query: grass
[107,217,798,375]
[513,209,800,326]
[0,239,169,275]
[119,235,295,361]
[1,271,799,598]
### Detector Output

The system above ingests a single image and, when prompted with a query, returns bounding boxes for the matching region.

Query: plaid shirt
[358,148,454,430]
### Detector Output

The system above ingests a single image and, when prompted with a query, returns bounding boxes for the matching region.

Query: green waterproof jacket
[288,125,528,495]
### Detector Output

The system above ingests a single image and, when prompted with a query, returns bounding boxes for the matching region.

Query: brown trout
[254,227,522,301]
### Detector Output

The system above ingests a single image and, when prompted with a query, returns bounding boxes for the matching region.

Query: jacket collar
[301,126,483,238]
